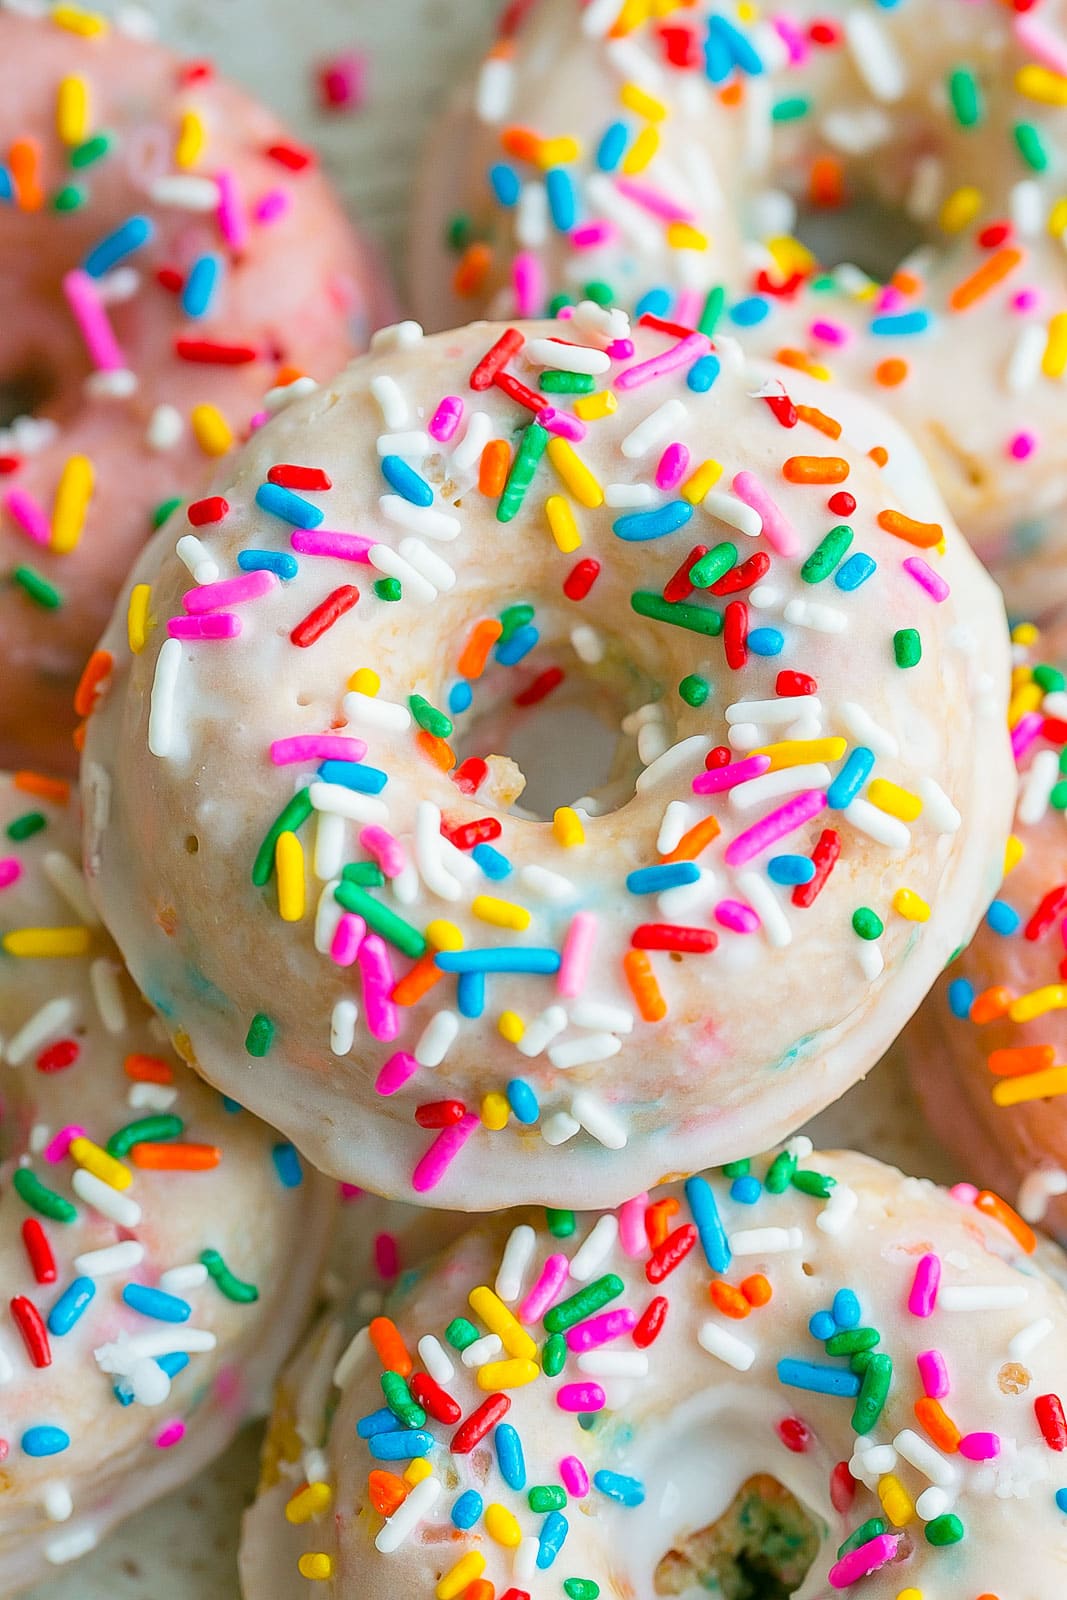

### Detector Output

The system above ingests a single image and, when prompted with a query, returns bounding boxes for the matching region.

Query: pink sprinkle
[772,14,809,63]
[560,1455,589,1497]
[571,220,618,251]
[4,488,51,546]
[519,1253,570,1323]
[1011,710,1045,762]
[291,528,373,563]
[809,319,850,347]
[1013,287,1042,313]
[566,1308,636,1353]
[917,1348,950,1399]
[908,1253,941,1318]
[617,331,711,391]
[607,338,634,361]
[557,1382,605,1413]
[63,269,124,371]
[724,789,828,868]
[1015,11,1067,76]
[513,251,545,318]
[183,569,277,614]
[618,1193,649,1258]
[340,1182,363,1201]
[715,899,760,934]
[558,912,598,999]
[429,397,464,443]
[1010,431,1038,461]
[271,734,367,765]
[692,753,771,795]
[902,556,949,602]
[615,176,695,224]
[317,51,367,110]
[255,190,290,226]
[249,410,270,432]
[411,1111,480,1194]
[43,1125,85,1163]
[875,284,906,314]
[827,1533,900,1590]
[537,406,587,441]
[375,1231,399,1281]
[154,1420,186,1450]
[675,289,702,327]
[360,825,406,878]
[656,442,690,492]
[216,170,248,253]
[951,1181,980,1204]
[168,613,241,641]
[732,471,800,557]
[375,1050,419,1097]
[359,934,398,1041]
[330,912,365,968]
[960,1431,1001,1461]
[0,858,22,890]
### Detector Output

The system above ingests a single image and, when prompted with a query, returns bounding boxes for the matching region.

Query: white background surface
[21,2,961,1594]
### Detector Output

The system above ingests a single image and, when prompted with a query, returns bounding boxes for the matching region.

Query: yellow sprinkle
[620,82,669,121]
[767,234,816,276]
[1049,197,1067,239]
[612,0,653,35]
[485,1503,524,1548]
[469,1285,538,1360]
[1004,833,1025,876]
[866,778,923,822]
[547,437,604,507]
[347,667,380,695]
[892,888,930,923]
[753,738,847,772]
[667,221,709,251]
[275,832,305,923]
[681,459,724,504]
[437,1551,486,1600]
[297,1554,333,1582]
[477,1358,541,1390]
[2,927,91,958]
[939,185,983,234]
[176,109,206,169]
[404,1458,433,1486]
[51,454,95,554]
[573,390,618,423]
[620,126,660,175]
[546,494,581,554]
[1012,621,1040,646]
[57,75,90,146]
[285,1482,332,1525]
[191,404,233,457]
[52,5,108,35]
[878,1472,915,1528]
[69,1136,132,1192]
[1017,63,1067,106]
[472,895,531,932]
[426,919,464,952]
[481,1090,511,1130]
[994,1066,1067,1106]
[1042,312,1067,379]
[1009,682,1044,725]
[537,135,581,169]
[1009,984,1067,1023]
[896,1590,923,1600]
[127,584,151,654]
[497,1012,524,1044]
[553,806,585,847]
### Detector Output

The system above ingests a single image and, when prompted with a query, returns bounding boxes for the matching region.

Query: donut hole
[787,194,927,285]
[655,1473,821,1600]
[0,356,61,432]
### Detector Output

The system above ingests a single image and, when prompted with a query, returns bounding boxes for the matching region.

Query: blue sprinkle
[452,1489,483,1529]
[778,1358,861,1397]
[685,1174,731,1273]
[730,1174,762,1205]
[546,167,578,232]
[496,1422,526,1489]
[827,746,874,810]
[181,252,223,319]
[47,1276,96,1336]
[238,549,298,580]
[708,13,763,75]
[380,454,434,507]
[357,1407,400,1439]
[687,353,721,393]
[272,1142,303,1188]
[158,1351,190,1378]
[83,214,154,277]
[948,977,975,1019]
[449,679,473,715]
[0,165,12,202]
[1056,1487,1067,1514]
[613,501,694,543]
[729,295,770,327]
[368,1429,436,1461]
[627,862,700,895]
[255,482,324,529]
[594,1471,645,1507]
[808,1310,837,1342]
[635,287,672,320]
[472,843,512,880]
[833,1289,861,1329]
[748,627,784,656]
[436,948,560,975]
[489,163,521,207]
[222,1096,244,1114]
[704,24,733,83]
[22,1426,71,1458]
[507,1078,540,1125]
[870,310,932,337]
[536,1510,570,1568]
[987,899,1021,936]
[496,624,539,665]
[768,854,816,886]
[457,969,486,1019]
[596,121,629,173]
[835,552,877,591]
[317,760,388,794]
[122,1284,191,1323]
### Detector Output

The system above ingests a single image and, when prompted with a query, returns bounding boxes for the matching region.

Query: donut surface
[0,5,385,773]
[413,0,1067,611]
[240,1146,1067,1600]
[81,313,1013,1211]
[0,770,333,1595]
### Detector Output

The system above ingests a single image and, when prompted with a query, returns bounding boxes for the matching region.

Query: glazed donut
[240,1145,1067,1599]
[0,769,333,1594]
[80,312,1013,1210]
[412,0,1067,613]
[0,5,388,774]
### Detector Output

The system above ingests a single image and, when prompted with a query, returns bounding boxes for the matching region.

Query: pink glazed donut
[0,5,389,774]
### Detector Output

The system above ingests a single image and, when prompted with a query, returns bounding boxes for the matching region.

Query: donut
[0,5,389,775]
[80,311,1013,1212]
[239,1144,1067,1599]
[412,0,1067,612]
[0,769,333,1593]
[908,618,1067,1246]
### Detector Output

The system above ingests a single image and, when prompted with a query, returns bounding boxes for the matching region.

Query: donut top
[82,313,1013,1210]
[242,1147,1067,1600]
[0,770,331,1584]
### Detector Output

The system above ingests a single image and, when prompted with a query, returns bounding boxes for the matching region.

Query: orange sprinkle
[501,125,542,163]
[795,404,842,439]
[810,154,844,209]
[775,348,830,381]
[660,813,721,864]
[73,648,113,718]
[9,137,44,210]
[124,1053,174,1085]
[710,1280,751,1319]
[915,1397,961,1453]
[948,245,1024,312]
[458,618,504,680]
[368,1470,408,1517]
[741,1273,772,1308]
[970,985,1013,1025]
[392,952,445,1008]
[891,269,923,297]
[416,730,456,772]
[465,1583,495,1600]
[988,1044,1056,1077]
[479,439,511,497]
[72,722,86,754]
[13,771,70,805]
[130,1142,221,1171]
[718,79,744,109]
[868,446,889,468]
[272,364,307,390]
[453,242,492,299]
[623,948,667,1022]
[876,509,943,549]
[782,455,849,485]
[974,1189,1037,1254]
[875,358,909,388]
[645,1196,680,1250]
[369,1315,412,1377]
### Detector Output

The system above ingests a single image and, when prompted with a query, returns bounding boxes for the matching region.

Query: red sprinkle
[451,1392,510,1454]
[563,557,601,600]
[755,269,806,299]
[493,370,543,413]
[723,599,748,670]
[410,1371,462,1425]
[291,585,359,647]
[709,551,769,596]
[10,1296,51,1368]
[646,1223,698,1284]
[830,1459,855,1511]
[793,829,840,908]
[657,23,699,67]
[175,337,258,365]
[764,391,798,428]
[1043,716,1067,744]
[1036,1393,1067,1450]
[451,757,489,796]
[266,140,315,171]
[0,454,23,475]
[514,666,564,707]
[36,1038,79,1074]
[443,817,502,851]
[21,1220,56,1285]
[632,1295,669,1348]
[267,464,332,492]
[777,1416,814,1453]
[638,312,697,340]
[776,670,818,697]
[1025,885,1067,941]
[631,924,717,953]
[414,1100,467,1129]
[470,329,525,391]
[663,544,708,604]
[827,491,856,516]
[705,746,732,769]
[978,220,1012,250]
[156,266,183,293]
[187,496,229,526]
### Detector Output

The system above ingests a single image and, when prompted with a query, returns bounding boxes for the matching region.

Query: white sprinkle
[569,1215,619,1282]
[577,1350,648,1379]
[42,852,99,926]
[45,1527,98,1567]
[5,998,77,1066]
[415,1009,459,1068]
[342,689,412,733]
[74,1240,145,1278]
[519,864,577,902]
[570,301,632,346]
[1009,1316,1054,1361]
[844,10,907,101]
[856,1442,896,1477]
[0,1348,11,1385]
[549,1033,622,1071]
[736,871,792,948]
[331,999,359,1057]
[309,781,388,827]
[398,537,456,592]
[370,321,424,353]
[570,1000,634,1034]
[542,1111,581,1146]
[636,735,713,792]
[375,1476,442,1554]
[496,1225,537,1303]
[621,398,687,460]
[817,1184,858,1235]
[730,764,831,813]
[451,410,493,473]
[893,1429,958,1489]
[915,1486,951,1523]
[571,623,604,664]
[917,776,961,834]
[72,1169,141,1227]
[475,54,513,123]
[571,1093,627,1150]
[906,153,943,222]
[148,638,182,758]
[838,700,899,759]
[368,543,437,603]
[703,490,763,539]
[90,958,126,1033]
[585,173,663,254]
[146,403,183,452]
[698,1320,755,1371]
[314,811,346,882]
[784,597,847,633]
[369,375,409,429]
[727,697,823,727]
[86,368,137,400]
[333,1325,370,1389]
[520,186,550,252]
[1006,323,1048,394]
[415,801,462,901]
[264,376,317,412]
[1018,1169,1067,1224]
[128,1082,178,1112]
[159,1262,209,1293]
[657,800,691,855]
[376,429,431,459]
[856,940,885,981]
[518,1005,569,1058]
[729,1226,803,1255]
[150,174,219,210]
[379,496,461,541]
[1019,747,1059,826]
[95,1328,216,1369]
[175,534,220,585]
[314,882,344,956]
[527,338,610,376]
[514,1535,540,1586]
[843,797,911,850]
[419,1334,454,1383]
[938,1284,1029,1311]
[582,0,621,35]
[605,482,655,508]
[462,1333,502,1367]
[637,721,669,766]
[658,865,719,920]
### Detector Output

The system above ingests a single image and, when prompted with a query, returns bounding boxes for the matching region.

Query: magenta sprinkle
[537,406,587,441]
[216,169,249,253]
[183,569,277,614]
[291,528,374,563]
[606,338,634,361]
[908,1253,941,1318]
[714,899,761,934]
[917,1348,950,1400]
[960,1431,1001,1461]
[375,1050,419,1097]
[560,1455,589,1497]
[513,251,546,318]
[44,1124,85,1163]
[168,613,241,641]
[656,442,690,491]
[358,934,399,1042]
[809,319,850,347]
[1010,431,1038,460]
[375,1231,400,1281]
[723,789,828,867]
[518,1253,570,1323]
[0,858,22,890]
[429,397,464,443]
[1011,711,1045,761]
[4,488,51,546]
[692,754,772,795]
[902,556,950,602]
[566,1308,637,1353]
[827,1533,900,1590]
[271,735,367,766]
[154,1420,186,1450]
[255,190,291,225]
[330,912,365,968]
[63,268,125,371]
[571,221,618,251]
[411,1112,480,1194]
[557,1382,605,1413]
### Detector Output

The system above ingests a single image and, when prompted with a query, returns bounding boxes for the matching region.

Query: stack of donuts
[9,3,1067,1598]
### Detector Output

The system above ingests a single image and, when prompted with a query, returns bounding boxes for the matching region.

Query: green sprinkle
[948,67,982,127]
[689,541,737,589]
[499,603,535,643]
[564,1581,600,1600]
[52,184,86,211]
[107,1115,183,1160]
[548,293,576,317]
[446,214,472,252]
[14,567,61,609]
[1051,780,1067,811]
[409,693,453,739]
[893,628,921,669]
[1014,121,1049,172]
[528,1485,567,1513]
[152,496,182,530]
[678,674,710,708]
[925,1513,964,1546]
[70,131,113,168]
[582,280,614,307]
[201,1247,259,1303]
[542,1332,568,1376]
[698,284,726,337]
[539,370,595,395]
[252,789,314,886]
[342,861,386,889]
[825,1327,880,1357]
[14,1167,77,1223]
[852,907,884,941]
[772,96,810,122]
[546,1207,576,1237]
[792,1168,837,1199]
[334,881,427,959]
[6,811,46,842]
[722,1159,751,1178]
[801,524,853,584]
[245,1013,275,1058]
[374,578,402,602]
[1035,663,1066,693]
[631,591,722,637]
[852,1352,892,1435]
[764,1149,797,1193]
[446,1316,480,1351]
[498,421,549,523]
[544,1274,624,1334]
[837,1517,886,1559]
[381,1371,426,1429]
[850,1349,875,1375]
